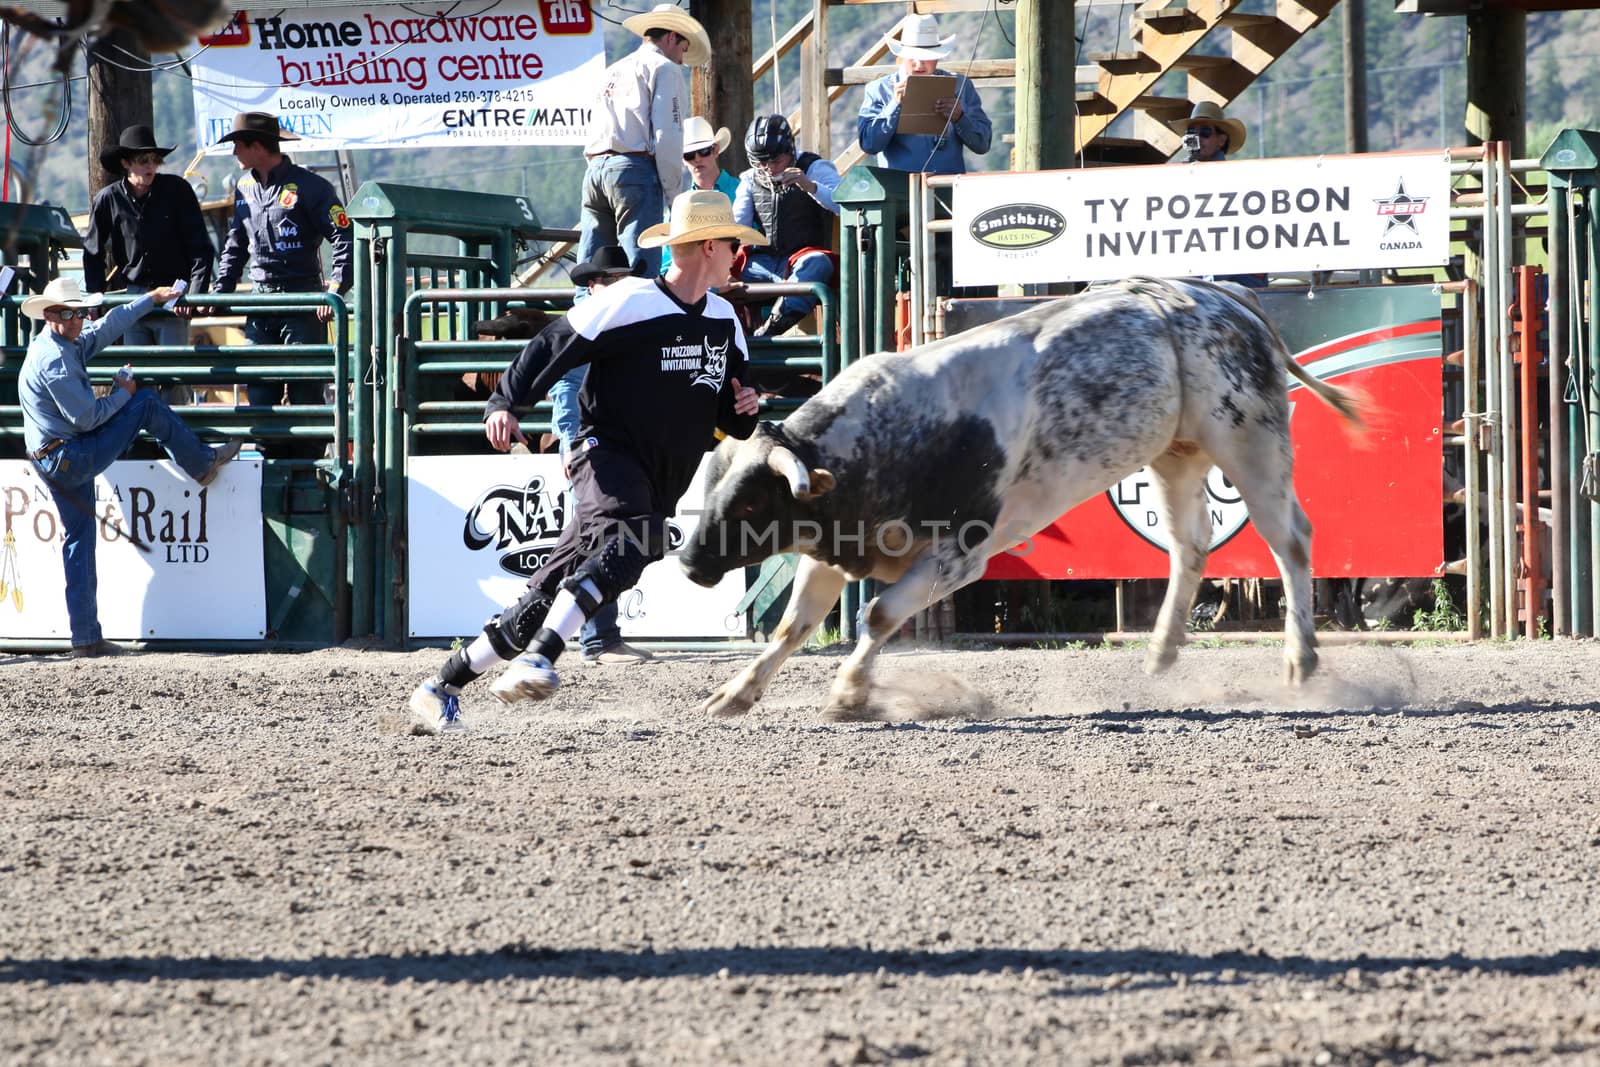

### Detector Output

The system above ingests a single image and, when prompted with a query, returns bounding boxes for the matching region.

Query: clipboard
[897,74,958,136]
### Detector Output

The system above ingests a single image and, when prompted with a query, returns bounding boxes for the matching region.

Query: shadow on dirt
[7,945,1599,988]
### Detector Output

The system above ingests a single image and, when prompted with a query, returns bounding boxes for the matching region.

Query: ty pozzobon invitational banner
[192,0,603,151]
[951,151,1452,286]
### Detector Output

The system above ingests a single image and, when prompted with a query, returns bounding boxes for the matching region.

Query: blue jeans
[549,365,621,654]
[246,308,327,406]
[31,391,217,647]
[121,284,189,348]
[577,155,664,284]
[741,249,834,318]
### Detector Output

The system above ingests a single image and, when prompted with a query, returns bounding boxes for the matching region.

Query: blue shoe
[489,653,560,705]
[409,677,466,735]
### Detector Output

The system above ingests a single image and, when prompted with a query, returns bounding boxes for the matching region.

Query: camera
[1182,131,1202,159]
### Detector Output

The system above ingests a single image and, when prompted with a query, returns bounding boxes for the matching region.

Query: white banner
[407,454,747,639]
[191,0,604,151]
[0,460,266,640]
[951,152,1453,286]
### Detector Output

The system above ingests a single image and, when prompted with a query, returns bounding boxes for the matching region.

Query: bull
[680,277,1362,720]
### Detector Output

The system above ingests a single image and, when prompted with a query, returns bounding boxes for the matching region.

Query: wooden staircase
[1075,0,1341,164]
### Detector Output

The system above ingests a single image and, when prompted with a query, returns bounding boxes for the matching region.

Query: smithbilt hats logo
[970,204,1066,250]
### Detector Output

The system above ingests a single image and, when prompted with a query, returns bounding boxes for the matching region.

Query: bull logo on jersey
[691,336,728,391]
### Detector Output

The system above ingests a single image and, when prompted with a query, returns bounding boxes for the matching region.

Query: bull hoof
[702,687,756,718]
[820,699,872,722]
[1283,650,1319,687]
[1143,644,1180,676]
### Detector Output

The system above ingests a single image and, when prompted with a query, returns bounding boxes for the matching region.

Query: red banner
[985,286,1445,580]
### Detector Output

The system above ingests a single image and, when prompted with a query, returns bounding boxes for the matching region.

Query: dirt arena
[3,638,1598,1065]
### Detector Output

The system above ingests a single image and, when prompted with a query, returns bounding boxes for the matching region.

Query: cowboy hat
[1168,101,1247,154]
[213,111,300,146]
[22,277,106,320]
[637,189,768,249]
[571,246,640,286]
[682,115,731,157]
[622,4,711,67]
[98,124,175,173]
[886,14,955,60]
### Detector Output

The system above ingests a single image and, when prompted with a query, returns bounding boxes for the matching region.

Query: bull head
[766,444,835,501]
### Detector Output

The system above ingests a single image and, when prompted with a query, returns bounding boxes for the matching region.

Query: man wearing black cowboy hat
[209,111,353,411]
[82,124,214,349]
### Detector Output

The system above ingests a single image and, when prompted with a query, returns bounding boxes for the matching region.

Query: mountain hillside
[1,1,1594,234]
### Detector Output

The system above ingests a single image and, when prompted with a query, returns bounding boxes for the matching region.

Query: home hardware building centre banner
[192,0,603,150]
[952,152,1451,286]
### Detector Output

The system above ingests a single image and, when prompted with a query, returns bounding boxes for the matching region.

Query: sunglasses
[1188,126,1219,138]
[129,152,165,165]
[683,145,717,161]
[46,306,98,321]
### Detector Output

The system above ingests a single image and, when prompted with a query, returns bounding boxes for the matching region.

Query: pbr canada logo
[969,204,1066,250]
[1108,464,1251,552]
[1374,180,1427,250]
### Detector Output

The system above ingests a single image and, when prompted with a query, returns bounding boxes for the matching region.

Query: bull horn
[768,445,811,498]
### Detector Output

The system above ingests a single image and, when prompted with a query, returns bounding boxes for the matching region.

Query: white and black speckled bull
[680,277,1363,719]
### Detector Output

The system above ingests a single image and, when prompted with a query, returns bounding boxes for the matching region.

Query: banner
[192,0,604,151]
[983,285,1445,581]
[407,454,747,639]
[951,152,1452,286]
[0,460,266,640]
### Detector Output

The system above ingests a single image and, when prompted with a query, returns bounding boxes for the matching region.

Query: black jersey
[487,276,758,506]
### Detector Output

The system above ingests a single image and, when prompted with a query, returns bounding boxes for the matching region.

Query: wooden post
[1014,0,1076,172]
[691,0,754,176]
[1342,0,1368,154]
[800,0,829,158]
[86,30,154,196]
[1464,8,1525,159]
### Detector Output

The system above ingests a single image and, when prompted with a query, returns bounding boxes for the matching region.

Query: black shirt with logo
[214,159,353,294]
[487,276,758,507]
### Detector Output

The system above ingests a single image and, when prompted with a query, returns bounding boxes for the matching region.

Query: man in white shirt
[578,4,710,278]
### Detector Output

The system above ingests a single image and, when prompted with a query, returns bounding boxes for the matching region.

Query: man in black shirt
[409,189,766,734]
[210,111,354,407]
[82,124,214,348]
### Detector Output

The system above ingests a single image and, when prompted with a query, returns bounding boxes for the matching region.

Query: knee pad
[571,516,668,601]
[558,574,604,616]
[490,588,552,655]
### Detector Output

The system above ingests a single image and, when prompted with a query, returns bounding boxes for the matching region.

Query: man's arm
[803,158,843,215]
[952,76,992,155]
[173,178,216,294]
[81,189,111,293]
[856,75,901,155]
[41,362,130,433]
[715,335,760,440]
[485,317,595,423]
[650,61,687,202]
[81,295,159,360]
[212,193,250,293]
[732,171,758,228]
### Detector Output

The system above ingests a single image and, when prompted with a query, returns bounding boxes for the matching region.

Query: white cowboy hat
[638,189,768,249]
[1168,101,1248,154]
[682,115,731,156]
[886,14,955,61]
[22,276,106,320]
[622,4,712,67]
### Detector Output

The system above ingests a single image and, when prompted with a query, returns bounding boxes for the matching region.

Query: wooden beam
[693,0,754,175]
[86,30,153,196]
[1016,0,1077,171]
[1464,7,1525,158]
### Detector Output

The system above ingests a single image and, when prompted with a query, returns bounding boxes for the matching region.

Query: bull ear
[768,446,834,501]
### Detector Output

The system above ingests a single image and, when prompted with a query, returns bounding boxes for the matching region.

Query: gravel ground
[3,639,1599,1066]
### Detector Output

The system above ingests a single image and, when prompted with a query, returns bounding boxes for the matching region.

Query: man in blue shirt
[210,111,353,408]
[856,14,991,176]
[19,277,241,657]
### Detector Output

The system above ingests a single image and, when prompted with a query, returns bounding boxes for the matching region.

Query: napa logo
[462,476,568,578]
[969,204,1066,250]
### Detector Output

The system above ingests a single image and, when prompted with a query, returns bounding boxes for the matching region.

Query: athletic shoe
[490,653,560,705]
[409,677,466,735]
[582,642,654,665]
